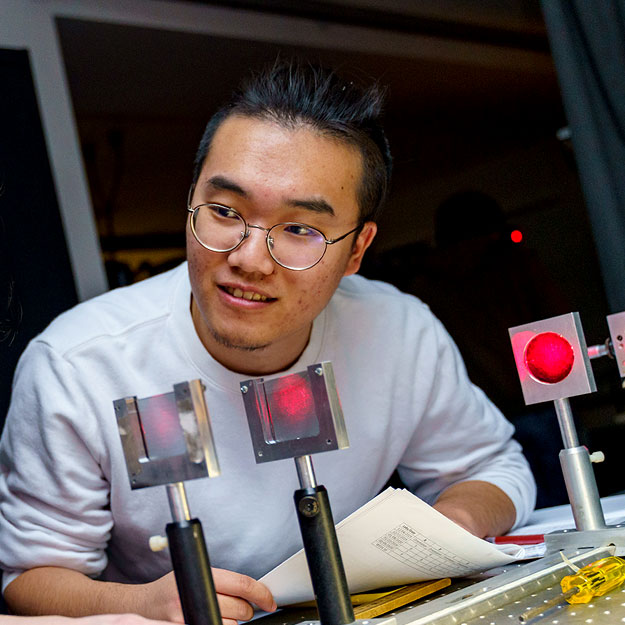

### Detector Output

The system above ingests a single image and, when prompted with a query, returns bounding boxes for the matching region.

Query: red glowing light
[266,373,319,442]
[510,230,523,243]
[272,375,314,420]
[524,332,574,384]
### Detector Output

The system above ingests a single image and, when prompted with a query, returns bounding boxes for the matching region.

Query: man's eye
[284,224,318,237]
[213,205,240,219]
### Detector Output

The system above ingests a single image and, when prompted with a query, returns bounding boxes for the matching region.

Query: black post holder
[167,519,222,625]
[295,486,355,625]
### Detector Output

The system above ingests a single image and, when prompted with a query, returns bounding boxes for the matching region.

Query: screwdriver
[519,555,625,623]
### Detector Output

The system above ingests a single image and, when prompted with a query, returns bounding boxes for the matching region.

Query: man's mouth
[221,285,273,302]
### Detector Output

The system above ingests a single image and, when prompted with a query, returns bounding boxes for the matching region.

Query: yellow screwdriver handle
[561,556,625,604]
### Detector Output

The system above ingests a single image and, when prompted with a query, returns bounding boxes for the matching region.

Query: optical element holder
[240,362,355,625]
[114,380,222,625]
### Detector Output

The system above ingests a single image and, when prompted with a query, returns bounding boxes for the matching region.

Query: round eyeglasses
[187,202,362,271]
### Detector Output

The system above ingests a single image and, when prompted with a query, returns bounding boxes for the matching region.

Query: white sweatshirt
[0,264,535,591]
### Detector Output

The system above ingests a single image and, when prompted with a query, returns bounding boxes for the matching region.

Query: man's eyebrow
[288,198,335,217]
[204,176,335,216]
[205,175,249,198]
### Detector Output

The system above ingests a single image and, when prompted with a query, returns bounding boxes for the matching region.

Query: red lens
[524,332,574,383]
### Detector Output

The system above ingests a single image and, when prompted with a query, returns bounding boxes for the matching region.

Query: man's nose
[226,226,275,275]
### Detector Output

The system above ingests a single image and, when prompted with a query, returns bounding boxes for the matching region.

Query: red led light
[524,332,574,384]
[510,230,523,243]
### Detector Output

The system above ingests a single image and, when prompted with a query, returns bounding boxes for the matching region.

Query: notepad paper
[260,487,525,605]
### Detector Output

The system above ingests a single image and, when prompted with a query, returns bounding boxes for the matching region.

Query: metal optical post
[554,396,606,532]
[114,380,222,625]
[240,362,355,625]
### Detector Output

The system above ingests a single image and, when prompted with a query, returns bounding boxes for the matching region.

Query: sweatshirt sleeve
[0,340,113,592]
[397,312,537,529]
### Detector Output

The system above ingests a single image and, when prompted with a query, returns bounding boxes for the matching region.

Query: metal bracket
[607,311,625,378]
[240,362,349,463]
[545,526,625,554]
[114,379,220,489]
[509,312,596,405]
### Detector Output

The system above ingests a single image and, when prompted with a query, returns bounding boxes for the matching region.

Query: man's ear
[344,221,377,276]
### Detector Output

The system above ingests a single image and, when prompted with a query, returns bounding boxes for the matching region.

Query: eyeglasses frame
[186,187,362,271]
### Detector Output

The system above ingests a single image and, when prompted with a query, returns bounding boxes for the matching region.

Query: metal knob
[149,535,169,552]
[589,451,605,463]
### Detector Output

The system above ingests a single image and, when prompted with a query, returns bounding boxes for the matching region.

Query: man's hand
[5,566,276,625]
[432,480,516,538]
[213,568,276,625]
[140,569,276,625]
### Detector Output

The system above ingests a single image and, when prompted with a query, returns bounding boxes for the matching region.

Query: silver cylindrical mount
[166,482,191,526]
[559,446,607,531]
[587,342,611,360]
[554,397,579,449]
[295,455,317,489]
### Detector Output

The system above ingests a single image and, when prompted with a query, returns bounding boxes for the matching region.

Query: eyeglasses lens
[193,205,245,252]
[271,224,325,269]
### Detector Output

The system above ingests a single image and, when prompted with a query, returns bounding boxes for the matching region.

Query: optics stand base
[544,401,625,554]
[544,526,625,555]
[263,547,620,625]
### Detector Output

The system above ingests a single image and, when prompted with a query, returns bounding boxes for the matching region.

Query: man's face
[187,115,376,375]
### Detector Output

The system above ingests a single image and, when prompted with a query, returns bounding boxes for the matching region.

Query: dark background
[0,49,78,422]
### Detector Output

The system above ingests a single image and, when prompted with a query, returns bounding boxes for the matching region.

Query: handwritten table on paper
[373,522,476,577]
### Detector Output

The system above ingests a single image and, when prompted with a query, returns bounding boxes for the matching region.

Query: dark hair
[192,59,392,223]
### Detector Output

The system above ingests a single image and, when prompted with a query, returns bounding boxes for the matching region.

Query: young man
[0,60,535,622]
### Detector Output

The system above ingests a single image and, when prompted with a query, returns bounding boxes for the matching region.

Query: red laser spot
[272,375,314,423]
[524,332,574,384]
[510,230,523,243]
